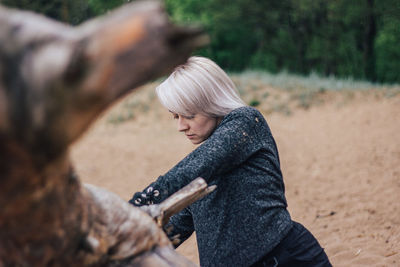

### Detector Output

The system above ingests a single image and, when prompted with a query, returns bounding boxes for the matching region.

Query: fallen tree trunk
[0,1,207,266]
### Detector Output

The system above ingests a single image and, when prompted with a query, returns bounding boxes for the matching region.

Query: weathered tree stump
[0,1,207,266]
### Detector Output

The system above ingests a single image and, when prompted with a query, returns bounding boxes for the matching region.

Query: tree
[11,0,398,82]
[374,0,400,83]
[164,0,400,82]
[0,0,91,24]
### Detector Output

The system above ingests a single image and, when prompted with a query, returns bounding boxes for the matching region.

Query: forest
[1,0,399,83]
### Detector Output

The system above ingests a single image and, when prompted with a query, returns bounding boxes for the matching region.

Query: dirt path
[71,88,400,266]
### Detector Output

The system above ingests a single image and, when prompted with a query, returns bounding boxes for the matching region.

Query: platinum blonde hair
[156,56,246,117]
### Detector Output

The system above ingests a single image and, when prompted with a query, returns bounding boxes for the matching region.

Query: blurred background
[1,0,399,84]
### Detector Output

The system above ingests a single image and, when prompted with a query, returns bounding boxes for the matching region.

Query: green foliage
[88,0,130,16]
[2,0,400,82]
[0,0,91,25]
[375,17,400,83]
[164,0,400,83]
[249,99,260,107]
[0,0,133,24]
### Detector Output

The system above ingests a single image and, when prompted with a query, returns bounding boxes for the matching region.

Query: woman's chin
[189,138,203,145]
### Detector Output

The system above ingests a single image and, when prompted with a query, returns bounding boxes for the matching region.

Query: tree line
[1,0,399,83]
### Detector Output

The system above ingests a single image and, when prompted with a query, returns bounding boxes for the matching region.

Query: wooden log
[82,184,197,267]
[0,1,207,266]
[140,177,216,227]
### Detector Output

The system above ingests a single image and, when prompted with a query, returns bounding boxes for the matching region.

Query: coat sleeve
[165,207,194,248]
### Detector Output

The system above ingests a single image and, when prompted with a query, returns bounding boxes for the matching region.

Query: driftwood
[0,1,208,266]
[140,177,216,227]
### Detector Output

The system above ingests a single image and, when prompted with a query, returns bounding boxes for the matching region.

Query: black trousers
[252,221,332,267]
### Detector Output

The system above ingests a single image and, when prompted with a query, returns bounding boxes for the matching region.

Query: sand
[71,86,400,266]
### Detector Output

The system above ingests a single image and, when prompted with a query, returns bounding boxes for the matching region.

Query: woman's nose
[177,117,189,132]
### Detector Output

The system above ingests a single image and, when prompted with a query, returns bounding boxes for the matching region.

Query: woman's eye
[184,115,195,120]
[172,114,194,120]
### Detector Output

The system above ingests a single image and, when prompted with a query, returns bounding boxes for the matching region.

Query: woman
[129,57,331,267]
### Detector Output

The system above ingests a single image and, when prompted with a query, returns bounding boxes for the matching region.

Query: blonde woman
[129,57,331,267]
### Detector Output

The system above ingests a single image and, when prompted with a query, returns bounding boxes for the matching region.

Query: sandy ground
[71,86,400,266]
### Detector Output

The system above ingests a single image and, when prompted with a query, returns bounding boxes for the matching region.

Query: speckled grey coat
[135,106,293,267]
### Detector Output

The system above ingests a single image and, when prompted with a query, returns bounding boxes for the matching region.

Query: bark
[0,1,207,266]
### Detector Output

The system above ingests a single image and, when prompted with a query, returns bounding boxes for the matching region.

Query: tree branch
[140,178,216,227]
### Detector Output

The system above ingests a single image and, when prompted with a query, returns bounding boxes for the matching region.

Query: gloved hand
[129,185,160,206]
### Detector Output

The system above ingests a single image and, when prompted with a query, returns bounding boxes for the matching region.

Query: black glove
[128,185,160,206]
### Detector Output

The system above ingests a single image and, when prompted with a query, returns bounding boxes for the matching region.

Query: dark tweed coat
[131,106,293,267]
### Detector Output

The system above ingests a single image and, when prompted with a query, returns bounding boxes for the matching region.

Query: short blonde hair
[156,56,245,117]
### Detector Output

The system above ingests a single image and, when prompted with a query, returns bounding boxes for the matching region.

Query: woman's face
[172,113,221,144]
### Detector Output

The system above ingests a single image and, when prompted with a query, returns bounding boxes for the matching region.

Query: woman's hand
[129,186,160,206]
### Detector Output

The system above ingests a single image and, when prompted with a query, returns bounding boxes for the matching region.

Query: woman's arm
[130,107,273,204]
[165,208,194,248]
